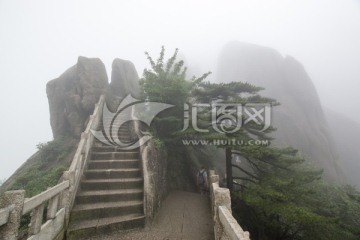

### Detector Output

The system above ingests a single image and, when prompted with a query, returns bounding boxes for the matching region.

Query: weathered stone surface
[110,58,139,98]
[219,206,250,240]
[46,56,108,138]
[0,190,25,240]
[140,138,168,224]
[217,41,344,182]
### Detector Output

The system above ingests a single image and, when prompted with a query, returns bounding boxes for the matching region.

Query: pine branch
[232,164,259,180]
[233,176,257,184]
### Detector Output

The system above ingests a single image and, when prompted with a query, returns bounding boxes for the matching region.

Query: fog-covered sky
[0,0,359,180]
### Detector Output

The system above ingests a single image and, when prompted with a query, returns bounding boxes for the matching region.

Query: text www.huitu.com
[181,139,269,146]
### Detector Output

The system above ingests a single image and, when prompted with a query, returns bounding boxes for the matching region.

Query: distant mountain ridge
[217,41,345,183]
[325,108,360,188]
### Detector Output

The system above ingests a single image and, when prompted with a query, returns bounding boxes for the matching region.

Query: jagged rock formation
[46,56,108,138]
[110,58,139,98]
[217,41,344,182]
[46,57,141,139]
[104,58,140,112]
[325,109,360,188]
[2,57,143,196]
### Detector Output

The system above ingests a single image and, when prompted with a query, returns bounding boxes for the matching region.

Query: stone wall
[140,141,168,224]
[134,122,168,225]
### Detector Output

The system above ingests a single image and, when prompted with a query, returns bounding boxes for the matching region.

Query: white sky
[0,0,359,180]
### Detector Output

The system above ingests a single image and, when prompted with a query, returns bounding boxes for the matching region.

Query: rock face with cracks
[46,56,108,138]
[1,56,142,198]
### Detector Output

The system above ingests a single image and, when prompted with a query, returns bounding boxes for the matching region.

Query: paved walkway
[88,191,214,240]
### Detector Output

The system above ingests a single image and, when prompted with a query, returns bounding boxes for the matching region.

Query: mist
[0,0,359,180]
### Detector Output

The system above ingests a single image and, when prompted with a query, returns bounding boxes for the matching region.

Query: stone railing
[0,95,105,240]
[62,95,105,225]
[0,182,69,240]
[209,170,250,240]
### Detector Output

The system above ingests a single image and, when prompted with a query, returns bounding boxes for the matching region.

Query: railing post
[47,194,60,220]
[209,174,219,184]
[0,190,25,240]
[208,171,219,187]
[28,203,45,235]
[61,171,75,227]
[214,188,231,212]
[209,172,219,216]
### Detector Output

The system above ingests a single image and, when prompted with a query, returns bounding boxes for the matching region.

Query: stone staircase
[67,121,145,239]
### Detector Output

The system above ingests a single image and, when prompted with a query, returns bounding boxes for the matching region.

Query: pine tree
[139,46,210,145]
[187,81,278,191]
[139,47,360,240]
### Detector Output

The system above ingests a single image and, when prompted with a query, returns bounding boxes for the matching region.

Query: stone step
[100,117,132,120]
[75,189,143,204]
[118,127,131,131]
[67,103,145,239]
[70,200,143,222]
[91,152,139,160]
[67,213,145,240]
[92,138,139,148]
[88,160,140,169]
[66,214,145,240]
[118,135,132,138]
[104,134,132,138]
[118,136,133,141]
[91,146,138,152]
[92,135,134,142]
[99,121,129,123]
[92,142,134,149]
[97,123,132,129]
[80,178,143,190]
[84,168,142,179]
[100,118,133,122]
[95,126,132,133]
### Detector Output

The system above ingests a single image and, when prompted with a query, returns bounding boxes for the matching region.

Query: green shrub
[10,137,74,197]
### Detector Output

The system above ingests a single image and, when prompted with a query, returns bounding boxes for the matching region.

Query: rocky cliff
[217,41,344,182]
[46,57,140,138]
[110,58,139,98]
[105,58,140,112]
[46,56,108,138]
[1,57,141,195]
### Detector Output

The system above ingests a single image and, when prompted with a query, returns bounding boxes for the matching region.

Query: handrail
[219,206,250,240]
[68,137,86,172]
[22,180,69,215]
[63,94,105,226]
[0,95,105,240]
[209,171,250,240]
[69,95,104,172]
